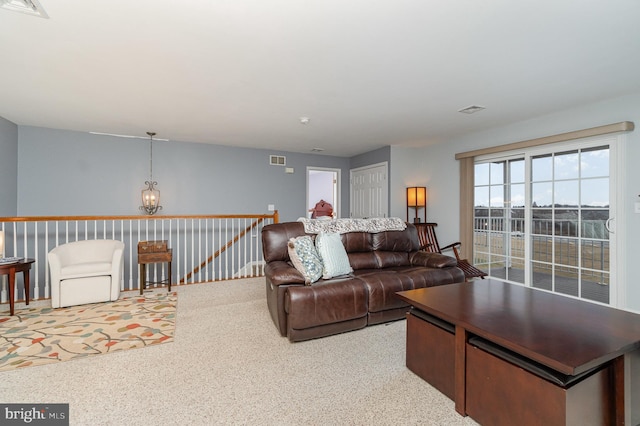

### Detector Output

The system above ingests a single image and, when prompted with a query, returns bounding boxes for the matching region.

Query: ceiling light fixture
[299,117,310,124]
[140,132,162,215]
[458,105,486,114]
[0,0,48,18]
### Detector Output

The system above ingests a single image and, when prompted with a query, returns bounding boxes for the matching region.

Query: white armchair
[48,239,125,308]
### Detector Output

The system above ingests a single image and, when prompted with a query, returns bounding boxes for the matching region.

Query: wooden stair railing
[179,217,266,284]
[0,211,280,303]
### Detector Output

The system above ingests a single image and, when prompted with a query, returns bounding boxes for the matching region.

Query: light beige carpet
[0,278,478,425]
[0,292,177,371]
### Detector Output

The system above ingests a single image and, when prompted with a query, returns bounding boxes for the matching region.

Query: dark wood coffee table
[397,279,640,425]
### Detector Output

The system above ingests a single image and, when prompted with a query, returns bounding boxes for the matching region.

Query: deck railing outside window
[473,217,609,273]
[0,212,278,305]
[472,216,610,303]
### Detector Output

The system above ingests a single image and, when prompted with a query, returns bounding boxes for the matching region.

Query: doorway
[307,167,340,218]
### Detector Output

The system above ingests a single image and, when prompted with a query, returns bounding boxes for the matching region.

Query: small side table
[0,258,35,316]
[138,241,172,295]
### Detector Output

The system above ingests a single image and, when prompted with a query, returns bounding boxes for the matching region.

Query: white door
[350,162,388,218]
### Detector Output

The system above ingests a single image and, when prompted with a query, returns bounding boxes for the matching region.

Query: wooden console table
[138,241,172,295]
[0,258,35,315]
[397,280,640,425]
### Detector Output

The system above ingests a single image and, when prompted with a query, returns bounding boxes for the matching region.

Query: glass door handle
[605,217,614,234]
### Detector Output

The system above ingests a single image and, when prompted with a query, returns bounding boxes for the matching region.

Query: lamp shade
[406,187,427,223]
[407,187,426,207]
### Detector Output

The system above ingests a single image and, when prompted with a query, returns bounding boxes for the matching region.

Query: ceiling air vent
[458,105,486,114]
[269,155,286,166]
[0,0,48,18]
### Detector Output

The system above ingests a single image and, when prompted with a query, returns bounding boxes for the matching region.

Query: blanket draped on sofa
[296,217,406,234]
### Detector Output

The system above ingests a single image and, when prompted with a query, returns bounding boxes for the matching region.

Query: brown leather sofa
[262,221,465,342]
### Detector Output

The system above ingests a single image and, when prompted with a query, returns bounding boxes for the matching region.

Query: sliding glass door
[473,138,616,304]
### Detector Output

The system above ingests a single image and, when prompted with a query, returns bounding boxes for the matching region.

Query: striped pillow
[315,232,353,279]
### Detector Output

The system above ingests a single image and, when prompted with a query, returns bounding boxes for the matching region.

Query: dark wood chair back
[414,222,488,281]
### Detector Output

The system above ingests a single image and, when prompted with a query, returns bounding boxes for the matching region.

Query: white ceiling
[2,1,640,157]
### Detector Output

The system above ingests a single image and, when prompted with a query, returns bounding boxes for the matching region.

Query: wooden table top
[397,279,640,376]
[0,258,35,272]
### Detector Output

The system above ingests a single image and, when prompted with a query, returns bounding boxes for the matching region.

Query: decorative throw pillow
[288,236,323,284]
[315,232,353,279]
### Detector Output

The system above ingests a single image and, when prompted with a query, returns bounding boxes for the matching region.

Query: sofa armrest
[265,261,306,286]
[410,251,458,268]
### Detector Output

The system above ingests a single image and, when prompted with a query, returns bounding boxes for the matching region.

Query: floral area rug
[0,291,177,372]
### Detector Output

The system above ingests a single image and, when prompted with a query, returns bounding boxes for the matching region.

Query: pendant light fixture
[140,131,162,215]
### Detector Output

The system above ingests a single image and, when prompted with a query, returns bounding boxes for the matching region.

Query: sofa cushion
[357,271,414,313]
[409,251,458,268]
[287,236,323,284]
[375,251,411,268]
[372,228,418,252]
[394,265,466,288]
[316,232,353,279]
[262,222,307,263]
[347,252,379,270]
[285,277,368,329]
[341,232,373,252]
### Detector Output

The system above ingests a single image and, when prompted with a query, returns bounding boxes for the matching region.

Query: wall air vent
[269,155,286,166]
[0,0,48,18]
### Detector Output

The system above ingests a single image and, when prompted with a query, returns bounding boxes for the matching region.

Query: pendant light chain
[147,131,155,182]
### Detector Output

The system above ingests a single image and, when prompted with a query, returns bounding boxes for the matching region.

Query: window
[474,157,525,284]
[473,140,615,304]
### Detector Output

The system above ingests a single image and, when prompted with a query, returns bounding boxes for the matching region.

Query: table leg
[23,268,30,307]
[139,263,146,296]
[454,325,468,416]
[168,261,172,292]
[613,355,625,425]
[8,269,15,316]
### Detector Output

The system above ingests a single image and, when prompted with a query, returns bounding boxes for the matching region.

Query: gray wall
[391,91,640,312]
[0,116,18,216]
[350,146,390,170]
[15,126,351,223]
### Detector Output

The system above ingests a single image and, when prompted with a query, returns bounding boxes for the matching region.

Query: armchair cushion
[60,261,113,278]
